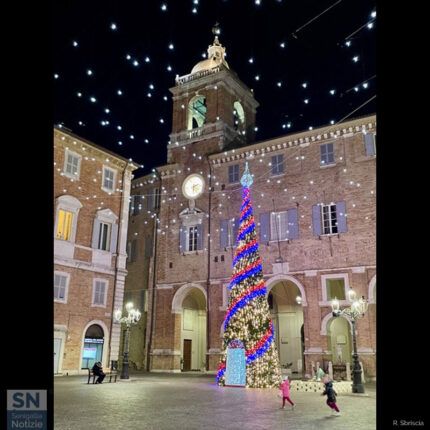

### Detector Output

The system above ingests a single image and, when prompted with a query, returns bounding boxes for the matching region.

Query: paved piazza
[54,372,376,430]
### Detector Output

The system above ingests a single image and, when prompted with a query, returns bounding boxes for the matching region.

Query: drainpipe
[108,162,130,369]
[146,168,162,372]
[206,157,213,370]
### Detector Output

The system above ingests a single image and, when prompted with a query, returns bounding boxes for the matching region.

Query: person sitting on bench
[92,361,105,384]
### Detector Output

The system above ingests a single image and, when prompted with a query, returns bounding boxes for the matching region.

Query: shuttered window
[313,201,347,235]
[65,152,81,178]
[220,218,239,248]
[102,167,115,191]
[132,195,141,216]
[180,224,203,252]
[54,273,68,301]
[93,280,107,306]
[271,154,285,175]
[320,143,335,166]
[228,164,240,184]
[271,212,288,241]
[98,222,111,251]
[365,133,376,156]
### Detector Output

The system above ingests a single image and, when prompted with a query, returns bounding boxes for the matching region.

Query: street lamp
[331,288,368,393]
[114,302,141,379]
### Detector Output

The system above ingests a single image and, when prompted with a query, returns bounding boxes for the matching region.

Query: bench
[87,367,118,384]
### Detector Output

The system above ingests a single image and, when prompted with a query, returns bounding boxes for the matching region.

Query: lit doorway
[327,317,352,364]
[81,324,104,369]
[180,288,206,371]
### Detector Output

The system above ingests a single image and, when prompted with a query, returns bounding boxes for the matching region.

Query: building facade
[123,35,376,378]
[54,127,136,374]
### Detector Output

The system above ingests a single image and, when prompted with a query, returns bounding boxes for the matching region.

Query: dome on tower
[191,30,230,74]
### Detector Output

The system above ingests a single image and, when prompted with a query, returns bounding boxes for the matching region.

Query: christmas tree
[216,162,282,388]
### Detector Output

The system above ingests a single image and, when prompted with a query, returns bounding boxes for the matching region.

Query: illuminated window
[54,195,82,243]
[326,279,346,300]
[56,209,73,240]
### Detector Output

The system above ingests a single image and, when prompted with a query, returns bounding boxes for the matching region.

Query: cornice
[208,115,376,166]
[54,128,138,172]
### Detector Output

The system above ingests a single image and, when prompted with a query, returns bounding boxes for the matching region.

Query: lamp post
[114,302,141,379]
[331,288,368,393]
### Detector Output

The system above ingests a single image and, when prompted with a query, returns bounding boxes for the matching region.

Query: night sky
[53,0,376,178]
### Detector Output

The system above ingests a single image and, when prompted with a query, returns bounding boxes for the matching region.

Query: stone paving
[54,372,376,430]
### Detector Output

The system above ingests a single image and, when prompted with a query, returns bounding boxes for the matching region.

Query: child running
[320,377,340,416]
[279,376,295,410]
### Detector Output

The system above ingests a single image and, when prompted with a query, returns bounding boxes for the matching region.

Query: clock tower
[167,27,259,164]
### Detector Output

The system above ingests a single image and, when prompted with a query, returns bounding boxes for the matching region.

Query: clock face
[182,174,205,199]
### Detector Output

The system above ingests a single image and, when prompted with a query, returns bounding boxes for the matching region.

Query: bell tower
[167,25,259,164]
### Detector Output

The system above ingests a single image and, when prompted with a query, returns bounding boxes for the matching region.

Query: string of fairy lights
[54,2,376,175]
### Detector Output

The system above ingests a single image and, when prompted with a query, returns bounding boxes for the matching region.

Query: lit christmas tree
[216,162,282,388]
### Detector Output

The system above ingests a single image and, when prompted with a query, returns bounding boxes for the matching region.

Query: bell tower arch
[168,26,259,164]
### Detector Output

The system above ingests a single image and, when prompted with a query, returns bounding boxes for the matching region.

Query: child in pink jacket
[279,376,295,410]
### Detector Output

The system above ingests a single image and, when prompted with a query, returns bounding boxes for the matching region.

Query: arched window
[188,95,207,130]
[233,101,246,133]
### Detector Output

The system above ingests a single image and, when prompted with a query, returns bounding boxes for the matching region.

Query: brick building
[123,35,376,378]
[53,127,137,374]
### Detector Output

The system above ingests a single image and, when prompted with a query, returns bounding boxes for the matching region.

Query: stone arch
[368,275,376,303]
[187,95,207,130]
[80,319,110,369]
[265,274,308,306]
[171,283,207,314]
[320,311,355,336]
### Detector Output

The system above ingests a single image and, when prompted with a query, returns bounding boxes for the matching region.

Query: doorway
[54,338,62,373]
[269,280,304,374]
[81,324,104,369]
[183,339,192,371]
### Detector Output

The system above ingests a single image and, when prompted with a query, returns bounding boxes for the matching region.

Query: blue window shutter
[147,193,153,211]
[336,201,347,233]
[196,223,203,250]
[312,205,322,236]
[179,226,187,253]
[365,134,375,156]
[220,220,228,249]
[110,223,119,253]
[260,213,270,242]
[233,218,240,245]
[91,219,102,248]
[287,209,299,239]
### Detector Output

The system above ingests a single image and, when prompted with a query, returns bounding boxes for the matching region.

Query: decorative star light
[249,57,254,63]
[353,56,359,62]
[126,54,131,60]
[77,92,82,97]
[304,99,309,104]
[168,43,174,50]
[54,74,59,79]
[240,162,253,187]
[90,97,97,103]
[277,81,282,87]
[280,42,285,48]
[167,65,172,71]
[117,89,123,95]
[255,75,260,81]
[86,69,93,76]
[110,23,117,30]
[330,89,336,95]
[72,41,78,47]
[105,108,110,113]
[145,56,150,63]
[161,3,167,11]
[302,82,308,88]
[133,60,139,66]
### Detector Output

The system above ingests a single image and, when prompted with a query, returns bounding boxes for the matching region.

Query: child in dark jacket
[320,378,340,416]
